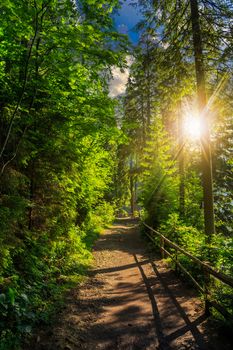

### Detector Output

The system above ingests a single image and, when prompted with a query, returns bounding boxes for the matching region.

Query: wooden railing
[142,221,233,320]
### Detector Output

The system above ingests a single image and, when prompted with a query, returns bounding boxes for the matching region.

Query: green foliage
[0,0,127,347]
[140,118,179,227]
[0,288,35,350]
[183,170,204,229]
[88,201,116,230]
[160,213,204,248]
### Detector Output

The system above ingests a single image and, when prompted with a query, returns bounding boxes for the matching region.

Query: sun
[184,114,202,140]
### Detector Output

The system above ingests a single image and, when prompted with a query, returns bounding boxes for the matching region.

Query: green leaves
[7,288,15,306]
[0,0,126,347]
[0,293,6,305]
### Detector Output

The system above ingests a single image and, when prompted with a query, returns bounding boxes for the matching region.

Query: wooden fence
[142,221,233,320]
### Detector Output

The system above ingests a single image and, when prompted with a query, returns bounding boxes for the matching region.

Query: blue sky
[109,1,143,98]
[113,0,142,44]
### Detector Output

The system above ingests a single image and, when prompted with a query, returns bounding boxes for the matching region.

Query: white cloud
[109,56,133,98]
[109,67,129,97]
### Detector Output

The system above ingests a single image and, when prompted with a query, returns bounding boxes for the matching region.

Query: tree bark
[130,157,135,217]
[178,102,185,217]
[190,0,215,240]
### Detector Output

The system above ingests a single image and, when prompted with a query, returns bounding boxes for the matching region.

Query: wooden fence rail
[142,221,233,320]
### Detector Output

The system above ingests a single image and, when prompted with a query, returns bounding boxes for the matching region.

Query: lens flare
[184,114,202,140]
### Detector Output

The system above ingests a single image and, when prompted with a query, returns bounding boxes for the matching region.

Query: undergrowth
[141,212,233,326]
[0,203,115,350]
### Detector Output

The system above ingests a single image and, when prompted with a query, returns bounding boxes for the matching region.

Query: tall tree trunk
[190,0,215,240]
[130,157,135,217]
[178,102,185,217]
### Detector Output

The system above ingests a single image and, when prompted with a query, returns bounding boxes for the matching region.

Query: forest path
[33,218,226,350]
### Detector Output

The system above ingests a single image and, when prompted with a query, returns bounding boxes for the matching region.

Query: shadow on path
[134,254,208,350]
[29,218,216,350]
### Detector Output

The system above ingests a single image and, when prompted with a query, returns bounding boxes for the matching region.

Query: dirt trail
[32,218,229,350]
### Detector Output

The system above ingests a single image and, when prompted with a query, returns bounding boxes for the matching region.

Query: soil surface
[30,218,231,350]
